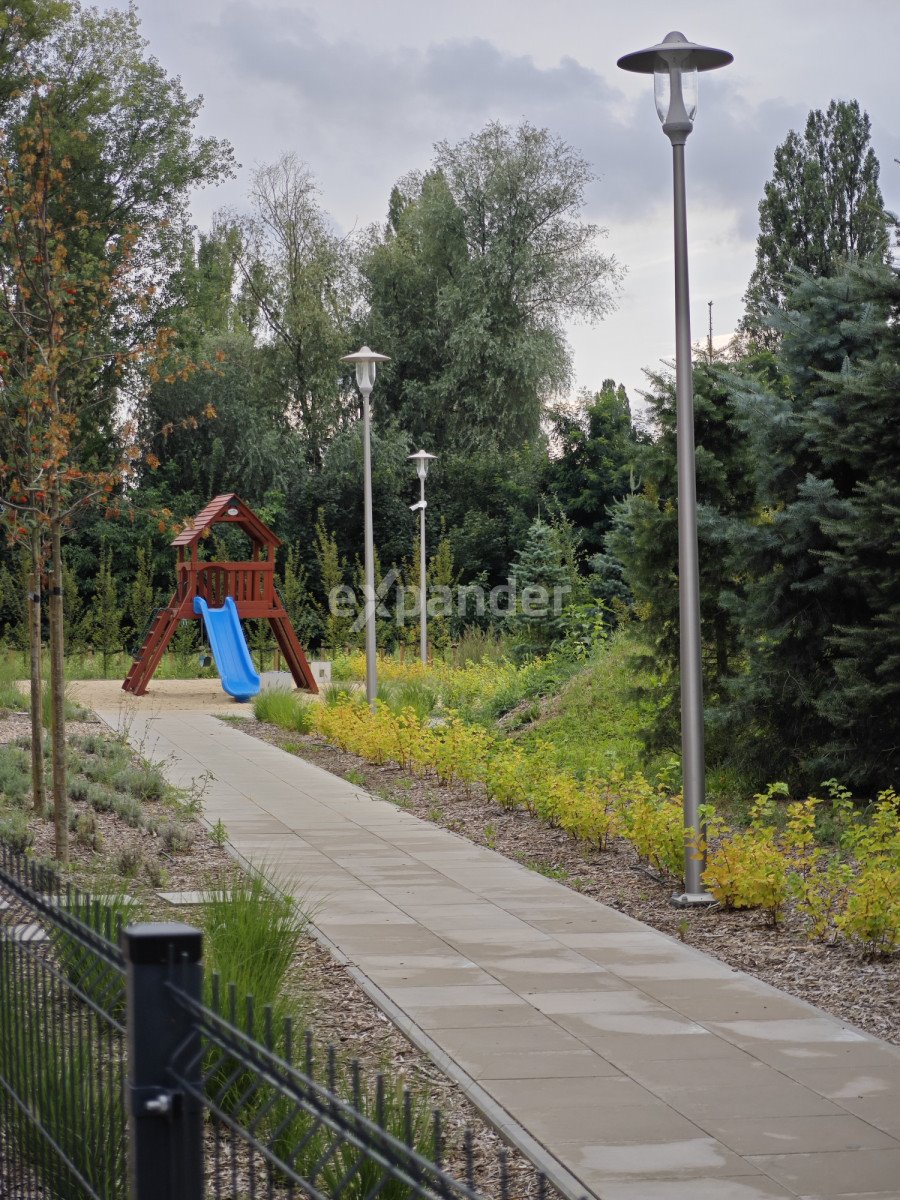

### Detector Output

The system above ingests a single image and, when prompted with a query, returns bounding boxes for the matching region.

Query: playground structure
[123,494,319,698]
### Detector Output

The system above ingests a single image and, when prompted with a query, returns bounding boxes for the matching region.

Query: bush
[0,811,33,852]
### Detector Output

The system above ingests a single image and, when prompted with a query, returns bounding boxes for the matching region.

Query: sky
[113,0,900,408]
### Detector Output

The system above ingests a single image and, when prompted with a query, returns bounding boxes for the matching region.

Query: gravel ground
[238,718,900,1048]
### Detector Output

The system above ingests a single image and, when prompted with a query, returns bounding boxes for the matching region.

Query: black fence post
[122,922,204,1200]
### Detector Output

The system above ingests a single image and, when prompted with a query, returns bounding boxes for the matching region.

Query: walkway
[102,708,900,1200]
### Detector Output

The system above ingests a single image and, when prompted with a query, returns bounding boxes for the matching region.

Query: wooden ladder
[122,601,181,696]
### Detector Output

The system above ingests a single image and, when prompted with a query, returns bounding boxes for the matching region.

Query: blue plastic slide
[193,595,260,702]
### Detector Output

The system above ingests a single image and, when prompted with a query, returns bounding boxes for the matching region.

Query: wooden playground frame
[123,494,318,696]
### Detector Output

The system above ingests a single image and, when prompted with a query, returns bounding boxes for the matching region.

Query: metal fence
[0,845,550,1200]
[0,846,128,1200]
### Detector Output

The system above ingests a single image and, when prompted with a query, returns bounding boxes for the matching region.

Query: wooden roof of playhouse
[170,494,281,553]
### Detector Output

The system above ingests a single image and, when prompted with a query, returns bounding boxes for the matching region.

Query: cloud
[199,1,806,241]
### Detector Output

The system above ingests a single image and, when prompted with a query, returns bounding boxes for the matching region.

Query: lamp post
[408,449,436,664]
[618,33,732,906]
[341,346,391,710]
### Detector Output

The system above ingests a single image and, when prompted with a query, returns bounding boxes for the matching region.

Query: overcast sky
[114,0,900,407]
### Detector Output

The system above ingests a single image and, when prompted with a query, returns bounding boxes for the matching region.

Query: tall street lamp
[618,33,732,906]
[341,345,390,710]
[408,449,436,664]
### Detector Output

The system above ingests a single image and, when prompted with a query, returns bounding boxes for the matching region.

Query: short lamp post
[618,33,732,906]
[408,450,436,664]
[341,345,391,710]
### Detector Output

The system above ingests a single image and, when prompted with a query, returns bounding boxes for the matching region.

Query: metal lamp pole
[618,33,732,905]
[341,346,390,710]
[408,450,436,664]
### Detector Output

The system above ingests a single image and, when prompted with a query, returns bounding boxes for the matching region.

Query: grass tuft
[253,688,315,733]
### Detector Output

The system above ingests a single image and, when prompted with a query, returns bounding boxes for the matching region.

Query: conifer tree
[608,362,757,745]
[506,518,575,658]
[314,513,351,654]
[127,543,156,644]
[809,265,900,784]
[722,265,895,787]
[741,100,891,343]
[92,543,121,675]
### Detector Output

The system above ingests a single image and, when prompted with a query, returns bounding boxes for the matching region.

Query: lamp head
[341,345,391,393]
[618,32,732,141]
[408,449,436,481]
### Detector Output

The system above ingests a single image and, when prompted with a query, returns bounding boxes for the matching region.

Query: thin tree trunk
[48,489,67,864]
[28,521,45,815]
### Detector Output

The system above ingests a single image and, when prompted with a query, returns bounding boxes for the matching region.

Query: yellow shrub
[835,864,900,955]
[311,690,899,954]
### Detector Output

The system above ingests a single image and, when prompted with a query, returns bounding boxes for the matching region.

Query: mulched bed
[0,711,556,1200]
[238,717,900,1048]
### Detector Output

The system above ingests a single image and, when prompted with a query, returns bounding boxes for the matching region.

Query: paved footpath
[103,709,900,1200]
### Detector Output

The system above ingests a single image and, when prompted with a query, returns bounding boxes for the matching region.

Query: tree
[314,513,350,655]
[724,265,900,787]
[724,264,900,789]
[363,122,623,452]
[545,380,637,561]
[608,361,758,750]
[0,1,69,114]
[0,7,231,859]
[127,542,155,644]
[279,542,320,651]
[814,267,900,785]
[741,100,891,343]
[91,541,120,674]
[224,155,356,468]
[506,517,576,658]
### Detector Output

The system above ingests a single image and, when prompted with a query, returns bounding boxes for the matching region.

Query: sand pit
[61,677,259,716]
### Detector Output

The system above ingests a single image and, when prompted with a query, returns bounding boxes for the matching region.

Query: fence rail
[0,845,550,1200]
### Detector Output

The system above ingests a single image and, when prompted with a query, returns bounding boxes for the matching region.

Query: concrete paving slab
[103,709,900,1200]
[698,1113,899,1156]
[585,1177,797,1199]
[747,1147,900,1196]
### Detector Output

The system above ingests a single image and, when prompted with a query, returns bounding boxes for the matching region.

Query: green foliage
[363,122,622,452]
[0,938,126,1200]
[202,869,311,1026]
[608,361,758,752]
[742,100,891,342]
[506,517,577,658]
[253,688,315,733]
[49,892,141,1016]
[314,511,352,654]
[279,542,319,649]
[91,542,121,673]
[545,381,638,560]
[127,543,156,643]
[720,264,900,788]
[0,810,32,851]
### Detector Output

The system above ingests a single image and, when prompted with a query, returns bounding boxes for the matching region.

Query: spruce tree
[506,518,575,658]
[723,265,896,788]
[811,265,900,785]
